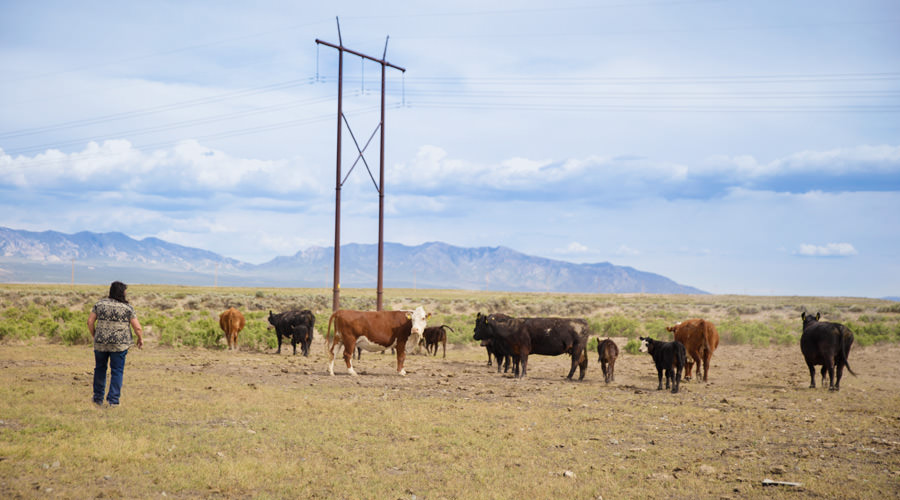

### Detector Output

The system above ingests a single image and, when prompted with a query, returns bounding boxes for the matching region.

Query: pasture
[2,285,900,498]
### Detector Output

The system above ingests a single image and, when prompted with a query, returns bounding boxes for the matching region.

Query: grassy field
[2,285,900,498]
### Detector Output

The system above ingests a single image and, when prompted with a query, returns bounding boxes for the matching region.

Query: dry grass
[2,285,900,498]
[2,332,900,499]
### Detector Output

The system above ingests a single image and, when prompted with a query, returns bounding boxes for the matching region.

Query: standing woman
[87,281,143,407]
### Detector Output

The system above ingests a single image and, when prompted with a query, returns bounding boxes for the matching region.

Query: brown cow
[326,306,430,376]
[219,307,246,351]
[666,318,719,382]
[596,338,619,384]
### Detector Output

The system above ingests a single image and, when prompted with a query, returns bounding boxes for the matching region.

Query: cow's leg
[442,339,446,359]
[835,361,845,391]
[657,367,664,390]
[396,339,408,376]
[566,353,579,380]
[609,358,615,382]
[327,334,337,376]
[702,353,711,382]
[807,362,817,388]
[518,353,528,379]
[601,360,609,383]
[276,333,283,355]
[343,337,359,376]
[673,362,682,393]
[685,353,700,381]
[578,346,588,381]
[825,360,836,391]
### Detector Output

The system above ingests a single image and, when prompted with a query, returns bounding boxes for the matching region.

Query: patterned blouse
[92,297,136,352]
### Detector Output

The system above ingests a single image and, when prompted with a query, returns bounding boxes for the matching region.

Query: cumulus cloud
[703,145,900,193]
[796,243,858,257]
[0,140,328,198]
[389,145,689,200]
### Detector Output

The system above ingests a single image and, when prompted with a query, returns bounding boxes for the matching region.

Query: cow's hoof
[348,367,358,376]
[398,369,407,376]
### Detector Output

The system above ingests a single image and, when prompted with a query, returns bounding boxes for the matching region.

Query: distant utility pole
[317,17,406,313]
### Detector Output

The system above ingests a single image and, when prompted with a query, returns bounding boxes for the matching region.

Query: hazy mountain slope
[0,227,705,293]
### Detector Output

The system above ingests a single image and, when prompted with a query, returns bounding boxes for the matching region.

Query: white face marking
[409,306,428,336]
[639,339,649,353]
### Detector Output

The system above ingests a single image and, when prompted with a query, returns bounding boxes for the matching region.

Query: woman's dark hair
[108,281,128,304]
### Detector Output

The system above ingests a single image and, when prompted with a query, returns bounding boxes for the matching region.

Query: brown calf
[219,307,246,351]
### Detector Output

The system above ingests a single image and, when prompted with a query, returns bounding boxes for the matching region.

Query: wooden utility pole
[317,17,405,312]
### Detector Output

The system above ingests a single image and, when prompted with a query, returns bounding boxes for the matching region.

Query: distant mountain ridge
[0,227,706,294]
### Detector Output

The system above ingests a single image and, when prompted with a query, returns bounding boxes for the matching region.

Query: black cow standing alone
[800,312,856,391]
[596,338,619,384]
[473,312,589,380]
[639,336,686,393]
[268,309,316,356]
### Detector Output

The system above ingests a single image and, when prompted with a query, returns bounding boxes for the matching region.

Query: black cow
[639,336,686,393]
[473,312,589,380]
[596,338,619,384]
[421,325,453,358]
[800,312,856,391]
[475,314,517,374]
[268,309,316,356]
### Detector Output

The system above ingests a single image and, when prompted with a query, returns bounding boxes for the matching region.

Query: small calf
[421,325,453,358]
[596,338,619,384]
[639,336,686,393]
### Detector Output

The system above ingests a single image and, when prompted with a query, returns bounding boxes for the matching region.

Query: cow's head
[473,312,489,340]
[406,306,429,336]
[638,336,653,353]
[801,311,821,327]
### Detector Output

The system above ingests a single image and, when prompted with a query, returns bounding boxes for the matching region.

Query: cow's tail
[325,311,338,350]
[701,320,714,358]
[839,325,857,376]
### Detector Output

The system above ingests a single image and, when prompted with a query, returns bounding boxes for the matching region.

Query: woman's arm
[130,317,144,349]
[87,311,97,339]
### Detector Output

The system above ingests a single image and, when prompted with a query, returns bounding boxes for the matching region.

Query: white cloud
[704,145,900,181]
[0,140,328,198]
[614,245,641,256]
[796,243,858,257]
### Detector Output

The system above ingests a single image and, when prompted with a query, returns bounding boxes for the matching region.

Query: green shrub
[598,314,640,338]
[624,338,641,355]
[60,323,91,345]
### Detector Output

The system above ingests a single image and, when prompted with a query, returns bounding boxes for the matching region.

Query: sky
[1,0,899,297]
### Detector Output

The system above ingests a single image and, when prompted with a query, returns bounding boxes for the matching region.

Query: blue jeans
[93,350,128,405]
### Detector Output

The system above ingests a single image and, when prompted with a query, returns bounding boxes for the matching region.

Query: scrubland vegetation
[2,284,899,349]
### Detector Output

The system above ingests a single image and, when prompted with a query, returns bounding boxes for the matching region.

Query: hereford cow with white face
[326,306,430,376]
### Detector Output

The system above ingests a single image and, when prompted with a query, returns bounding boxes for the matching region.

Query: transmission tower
[316,17,406,312]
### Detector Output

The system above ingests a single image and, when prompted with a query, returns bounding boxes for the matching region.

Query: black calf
[639,336,686,393]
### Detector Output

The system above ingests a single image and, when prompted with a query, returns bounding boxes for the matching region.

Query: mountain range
[0,227,706,294]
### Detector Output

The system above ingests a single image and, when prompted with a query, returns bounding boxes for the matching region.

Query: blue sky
[1,1,898,297]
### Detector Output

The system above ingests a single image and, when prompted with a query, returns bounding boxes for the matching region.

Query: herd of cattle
[217,306,857,392]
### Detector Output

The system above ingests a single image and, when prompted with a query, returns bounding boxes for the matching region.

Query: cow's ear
[426,313,432,319]
[816,312,821,321]
[406,312,412,319]
[801,312,806,321]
